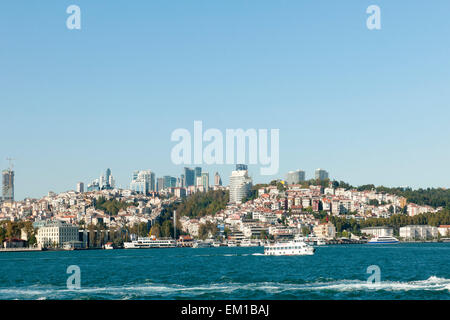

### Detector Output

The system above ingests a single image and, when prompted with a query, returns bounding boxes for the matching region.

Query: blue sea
[0,243,449,300]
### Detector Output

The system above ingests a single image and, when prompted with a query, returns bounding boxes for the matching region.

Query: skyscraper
[157,177,164,192]
[163,176,177,189]
[286,170,306,185]
[184,167,195,187]
[201,172,209,192]
[229,169,252,204]
[194,167,202,184]
[235,164,248,171]
[130,170,156,194]
[76,182,84,193]
[214,172,222,186]
[315,168,329,181]
[2,169,14,202]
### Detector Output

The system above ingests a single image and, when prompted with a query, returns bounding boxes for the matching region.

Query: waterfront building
[130,170,156,195]
[76,182,84,193]
[214,172,222,186]
[36,220,79,248]
[286,170,306,185]
[313,222,336,239]
[438,225,450,237]
[229,169,252,204]
[399,225,438,240]
[315,168,329,181]
[361,226,394,237]
[2,169,14,202]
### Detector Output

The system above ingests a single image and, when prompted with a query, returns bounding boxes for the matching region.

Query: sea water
[0,243,449,300]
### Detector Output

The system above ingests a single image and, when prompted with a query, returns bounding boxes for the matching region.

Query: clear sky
[1,0,449,200]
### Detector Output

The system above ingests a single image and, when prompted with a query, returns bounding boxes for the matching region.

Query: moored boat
[368,236,399,244]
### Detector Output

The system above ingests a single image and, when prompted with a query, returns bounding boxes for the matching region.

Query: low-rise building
[399,225,438,240]
[313,222,336,239]
[36,220,79,248]
[361,226,394,237]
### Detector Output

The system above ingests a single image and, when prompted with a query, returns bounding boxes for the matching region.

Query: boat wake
[0,276,449,299]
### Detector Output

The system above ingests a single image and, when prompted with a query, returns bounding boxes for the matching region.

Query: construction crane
[6,157,15,171]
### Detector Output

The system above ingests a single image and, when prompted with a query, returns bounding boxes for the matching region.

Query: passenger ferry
[316,239,327,246]
[368,236,399,244]
[124,236,176,249]
[264,237,315,256]
[239,239,261,247]
[227,240,238,247]
[192,240,212,248]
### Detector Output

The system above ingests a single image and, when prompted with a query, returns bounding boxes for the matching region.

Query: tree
[301,226,310,236]
[149,223,161,238]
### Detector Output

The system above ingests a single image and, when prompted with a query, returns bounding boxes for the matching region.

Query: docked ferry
[124,236,176,249]
[264,237,315,256]
[240,239,261,247]
[368,236,399,244]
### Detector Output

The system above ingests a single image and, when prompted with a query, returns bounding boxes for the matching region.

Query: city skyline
[2,1,450,199]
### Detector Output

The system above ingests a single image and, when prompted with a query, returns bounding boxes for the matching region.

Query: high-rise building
[236,164,248,171]
[76,182,84,193]
[201,172,209,192]
[194,167,202,185]
[130,170,156,194]
[157,177,164,192]
[163,176,177,189]
[105,168,112,188]
[286,170,306,185]
[229,169,252,204]
[88,168,115,191]
[315,168,329,181]
[184,167,195,187]
[2,169,14,202]
[214,172,222,186]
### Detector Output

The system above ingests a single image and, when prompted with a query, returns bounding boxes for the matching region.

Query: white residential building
[399,225,438,240]
[36,220,79,247]
[361,226,394,237]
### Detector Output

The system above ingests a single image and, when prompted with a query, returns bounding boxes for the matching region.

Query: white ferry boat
[124,236,176,249]
[316,239,327,246]
[264,237,315,256]
[368,236,399,244]
[192,240,212,248]
[240,239,260,247]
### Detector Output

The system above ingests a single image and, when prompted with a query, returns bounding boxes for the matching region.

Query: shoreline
[1,241,449,253]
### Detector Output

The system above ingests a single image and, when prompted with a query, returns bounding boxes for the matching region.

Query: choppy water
[0,243,449,299]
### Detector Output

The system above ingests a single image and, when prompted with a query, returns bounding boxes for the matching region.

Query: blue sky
[1,1,449,200]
